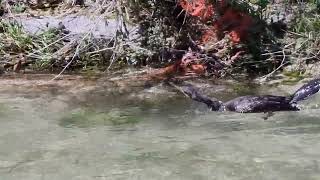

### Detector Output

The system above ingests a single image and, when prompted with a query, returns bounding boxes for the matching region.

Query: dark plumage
[180,78,320,113]
[223,95,298,113]
[290,78,320,104]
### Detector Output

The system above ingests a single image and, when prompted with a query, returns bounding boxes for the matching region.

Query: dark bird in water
[178,78,320,113]
[290,78,320,104]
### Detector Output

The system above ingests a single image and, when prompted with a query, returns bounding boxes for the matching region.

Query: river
[0,74,320,180]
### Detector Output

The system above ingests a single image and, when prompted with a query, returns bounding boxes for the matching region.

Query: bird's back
[224,95,299,113]
[290,78,320,103]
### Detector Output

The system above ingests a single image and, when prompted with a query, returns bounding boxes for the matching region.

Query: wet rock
[14,15,137,39]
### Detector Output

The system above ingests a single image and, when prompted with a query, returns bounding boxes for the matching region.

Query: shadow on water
[57,89,320,135]
[58,96,197,129]
[59,107,144,128]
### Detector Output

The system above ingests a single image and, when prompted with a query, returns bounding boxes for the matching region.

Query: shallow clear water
[1,82,320,180]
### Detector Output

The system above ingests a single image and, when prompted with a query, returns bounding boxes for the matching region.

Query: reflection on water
[0,82,320,180]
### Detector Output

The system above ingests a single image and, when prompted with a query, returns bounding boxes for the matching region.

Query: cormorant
[179,78,320,113]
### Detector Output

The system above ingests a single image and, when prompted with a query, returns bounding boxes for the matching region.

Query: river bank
[0,1,319,80]
[0,72,315,103]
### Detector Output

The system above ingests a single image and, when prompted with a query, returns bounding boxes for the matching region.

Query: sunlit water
[0,80,320,180]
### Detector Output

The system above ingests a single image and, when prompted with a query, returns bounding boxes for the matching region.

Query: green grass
[31,28,64,70]
[0,21,33,52]
[0,19,118,72]
[0,21,67,70]
[294,13,320,33]
[12,2,27,13]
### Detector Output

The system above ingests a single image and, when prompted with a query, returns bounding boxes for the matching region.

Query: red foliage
[149,0,255,78]
[150,60,182,79]
[189,64,206,74]
[201,29,218,43]
[149,52,208,79]
[213,9,253,43]
[179,0,253,44]
[179,0,214,20]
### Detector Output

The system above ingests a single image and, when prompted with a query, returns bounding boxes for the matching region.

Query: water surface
[0,77,320,180]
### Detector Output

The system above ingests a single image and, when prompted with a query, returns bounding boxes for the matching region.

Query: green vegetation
[0,21,61,70]
[12,2,26,13]
[0,21,33,52]
[0,0,319,78]
[0,20,113,72]
[284,5,320,76]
